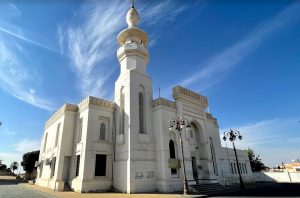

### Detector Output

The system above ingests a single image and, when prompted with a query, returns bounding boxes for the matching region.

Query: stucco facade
[35,5,253,194]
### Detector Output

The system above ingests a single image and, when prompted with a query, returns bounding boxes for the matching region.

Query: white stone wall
[253,172,300,183]
[36,107,76,191]
[218,147,253,185]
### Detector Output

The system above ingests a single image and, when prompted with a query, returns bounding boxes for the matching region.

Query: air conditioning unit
[34,161,40,167]
[45,158,51,165]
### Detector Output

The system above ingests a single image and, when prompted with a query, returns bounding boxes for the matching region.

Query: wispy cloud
[178,2,300,90]
[8,3,21,17]
[13,138,40,153]
[0,127,16,136]
[220,117,300,167]
[0,37,55,111]
[58,0,190,98]
[0,23,57,52]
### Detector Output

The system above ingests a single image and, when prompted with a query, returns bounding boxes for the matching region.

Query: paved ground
[1,176,300,198]
[210,182,300,197]
[0,176,55,198]
[0,176,200,198]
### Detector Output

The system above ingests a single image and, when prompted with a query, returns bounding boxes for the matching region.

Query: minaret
[114,4,156,193]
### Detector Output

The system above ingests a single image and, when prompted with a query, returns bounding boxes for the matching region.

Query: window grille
[100,122,106,141]
[120,93,125,134]
[43,133,48,152]
[139,92,145,134]
[55,123,60,146]
[190,130,193,139]
[77,118,83,142]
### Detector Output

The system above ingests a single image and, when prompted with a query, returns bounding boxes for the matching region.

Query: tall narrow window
[139,92,145,134]
[50,157,56,178]
[120,91,125,134]
[55,123,61,147]
[209,137,218,175]
[43,133,48,152]
[190,130,194,139]
[230,163,234,174]
[77,118,83,143]
[233,163,237,174]
[39,161,43,178]
[169,140,177,174]
[76,155,80,177]
[95,154,107,176]
[99,122,106,141]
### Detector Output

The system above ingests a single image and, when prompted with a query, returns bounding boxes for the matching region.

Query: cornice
[172,86,208,108]
[152,97,176,109]
[205,112,218,127]
[45,103,78,129]
[117,44,149,64]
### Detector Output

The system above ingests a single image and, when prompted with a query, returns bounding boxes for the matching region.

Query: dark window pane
[95,154,107,176]
[76,155,80,176]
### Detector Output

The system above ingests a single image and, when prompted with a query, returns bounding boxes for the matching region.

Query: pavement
[210,182,300,197]
[1,176,300,198]
[0,176,205,198]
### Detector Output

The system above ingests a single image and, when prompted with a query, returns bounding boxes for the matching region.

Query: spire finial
[126,1,139,27]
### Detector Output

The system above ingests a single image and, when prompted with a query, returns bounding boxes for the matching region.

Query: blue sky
[0,0,299,168]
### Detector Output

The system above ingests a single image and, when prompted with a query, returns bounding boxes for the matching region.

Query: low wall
[253,172,300,183]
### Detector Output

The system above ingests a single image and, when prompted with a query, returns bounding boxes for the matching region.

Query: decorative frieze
[88,96,115,110]
[172,86,208,108]
[78,96,115,112]
[152,97,176,109]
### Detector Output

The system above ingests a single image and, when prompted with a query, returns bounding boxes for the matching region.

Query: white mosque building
[35,4,253,194]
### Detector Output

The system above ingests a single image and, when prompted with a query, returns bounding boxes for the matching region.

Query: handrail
[187,178,217,182]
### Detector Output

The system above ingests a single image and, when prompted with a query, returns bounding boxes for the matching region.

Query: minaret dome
[126,7,139,27]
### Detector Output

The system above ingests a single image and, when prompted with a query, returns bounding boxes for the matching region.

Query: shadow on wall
[253,172,300,183]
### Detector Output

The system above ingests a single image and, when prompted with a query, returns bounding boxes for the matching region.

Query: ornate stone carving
[88,96,115,110]
[172,86,208,108]
[152,97,176,109]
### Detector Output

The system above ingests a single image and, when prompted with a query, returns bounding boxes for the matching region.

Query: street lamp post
[169,117,191,195]
[223,129,245,190]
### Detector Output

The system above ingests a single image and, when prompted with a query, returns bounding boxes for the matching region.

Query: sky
[0,0,299,169]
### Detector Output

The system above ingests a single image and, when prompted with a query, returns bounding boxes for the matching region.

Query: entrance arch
[189,121,210,180]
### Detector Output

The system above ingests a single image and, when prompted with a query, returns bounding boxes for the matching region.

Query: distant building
[35,5,253,193]
[281,162,300,172]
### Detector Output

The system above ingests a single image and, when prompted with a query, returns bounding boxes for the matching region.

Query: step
[190,183,233,194]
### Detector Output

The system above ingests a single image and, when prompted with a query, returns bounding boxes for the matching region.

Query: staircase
[190,183,233,195]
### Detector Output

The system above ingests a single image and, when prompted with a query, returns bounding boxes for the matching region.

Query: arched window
[169,140,176,159]
[169,140,177,174]
[120,88,125,134]
[139,92,145,134]
[99,122,106,141]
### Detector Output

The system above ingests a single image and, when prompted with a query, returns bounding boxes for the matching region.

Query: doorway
[191,156,199,184]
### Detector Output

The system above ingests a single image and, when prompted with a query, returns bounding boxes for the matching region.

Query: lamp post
[169,117,191,195]
[223,129,245,190]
